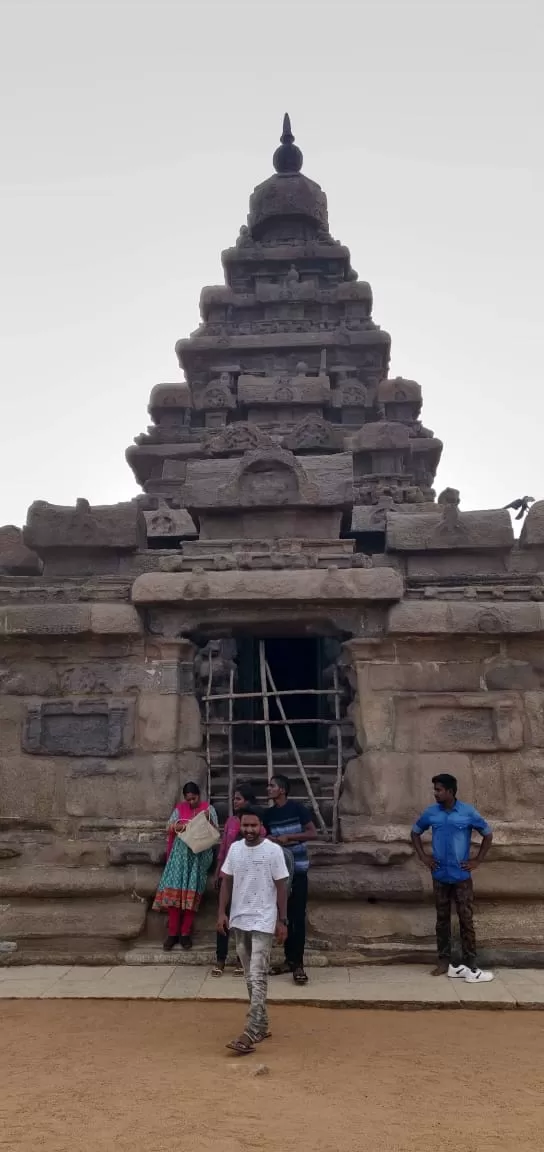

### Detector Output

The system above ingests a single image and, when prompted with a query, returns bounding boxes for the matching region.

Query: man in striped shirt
[262,774,317,985]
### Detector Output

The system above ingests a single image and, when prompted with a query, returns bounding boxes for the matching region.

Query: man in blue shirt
[411,773,494,983]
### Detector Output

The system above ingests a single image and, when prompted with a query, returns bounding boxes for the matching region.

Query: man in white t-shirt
[218,806,289,1055]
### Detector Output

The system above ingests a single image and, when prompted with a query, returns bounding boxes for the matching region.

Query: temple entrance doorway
[202,635,345,838]
[235,636,325,753]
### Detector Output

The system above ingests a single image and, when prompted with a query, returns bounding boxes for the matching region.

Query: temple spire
[273,111,303,174]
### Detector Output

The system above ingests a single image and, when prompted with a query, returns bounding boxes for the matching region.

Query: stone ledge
[386,508,513,552]
[0,865,159,899]
[0,603,143,638]
[387,600,544,635]
[132,567,403,605]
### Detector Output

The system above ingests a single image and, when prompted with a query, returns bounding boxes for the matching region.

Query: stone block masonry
[0,115,543,963]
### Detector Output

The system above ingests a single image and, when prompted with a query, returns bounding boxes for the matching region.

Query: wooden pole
[205,652,213,804]
[259,640,274,783]
[227,667,235,816]
[264,658,328,836]
[332,665,344,843]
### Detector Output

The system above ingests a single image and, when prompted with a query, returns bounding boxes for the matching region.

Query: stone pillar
[137,638,207,800]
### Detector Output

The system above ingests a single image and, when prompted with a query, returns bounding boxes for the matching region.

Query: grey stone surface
[132,567,403,605]
[0,603,143,638]
[22,699,134,757]
[24,499,146,553]
[520,500,544,547]
[386,507,514,552]
[0,899,147,940]
[0,525,42,574]
[387,600,544,635]
[65,752,180,819]
[183,450,353,511]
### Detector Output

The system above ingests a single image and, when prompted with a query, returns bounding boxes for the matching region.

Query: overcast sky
[0,0,542,528]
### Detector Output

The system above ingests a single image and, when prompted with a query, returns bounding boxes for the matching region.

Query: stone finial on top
[273,113,303,174]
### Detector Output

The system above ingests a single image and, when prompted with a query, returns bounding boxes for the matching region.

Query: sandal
[269,962,293,976]
[255,1031,272,1043]
[293,966,309,985]
[211,963,225,977]
[226,1032,255,1056]
[233,961,244,976]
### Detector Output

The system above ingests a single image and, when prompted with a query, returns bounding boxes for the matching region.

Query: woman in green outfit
[153,781,218,951]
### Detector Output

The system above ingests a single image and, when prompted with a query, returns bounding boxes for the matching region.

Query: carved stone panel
[393,693,524,753]
[22,699,134,757]
[238,374,330,406]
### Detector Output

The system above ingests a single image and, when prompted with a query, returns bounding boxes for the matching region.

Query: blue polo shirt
[412,801,492,884]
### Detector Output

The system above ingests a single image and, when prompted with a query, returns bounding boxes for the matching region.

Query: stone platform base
[3,962,544,1008]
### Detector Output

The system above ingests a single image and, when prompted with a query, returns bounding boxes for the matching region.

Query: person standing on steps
[263,774,317,986]
[218,806,289,1056]
[411,773,494,983]
[153,781,218,952]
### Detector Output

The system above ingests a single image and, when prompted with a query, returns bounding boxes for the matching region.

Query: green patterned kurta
[153,804,218,914]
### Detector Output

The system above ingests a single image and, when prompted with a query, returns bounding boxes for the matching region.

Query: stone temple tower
[1,115,543,965]
[127,113,443,556]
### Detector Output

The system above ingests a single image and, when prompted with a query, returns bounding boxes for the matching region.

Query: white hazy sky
[1,0,542,528]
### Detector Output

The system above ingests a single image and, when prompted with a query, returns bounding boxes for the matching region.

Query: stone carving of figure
[286,264,300,285]
[236,225,251,248]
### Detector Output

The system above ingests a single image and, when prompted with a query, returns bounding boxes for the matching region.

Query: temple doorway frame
[202,638,344,841]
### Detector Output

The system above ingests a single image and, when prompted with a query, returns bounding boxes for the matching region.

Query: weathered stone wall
[325,628,544,961]
[0,630,204,834]
[341,633,544,840]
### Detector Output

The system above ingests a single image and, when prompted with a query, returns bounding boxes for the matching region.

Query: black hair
[234,782,258,804]
[182,781,201,797]
[272,774,290,796]
[239,805,263,822]
[432,773,458,796]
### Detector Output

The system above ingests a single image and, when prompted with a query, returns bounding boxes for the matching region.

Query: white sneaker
[447,964,469,979]
[463,967,494,983]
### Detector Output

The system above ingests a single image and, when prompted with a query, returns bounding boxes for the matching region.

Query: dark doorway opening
[234,637,325,752]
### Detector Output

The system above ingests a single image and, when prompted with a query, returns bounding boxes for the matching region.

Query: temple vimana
[1,115,544,966]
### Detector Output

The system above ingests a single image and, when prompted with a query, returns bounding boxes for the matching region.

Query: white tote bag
[178,809,220,854]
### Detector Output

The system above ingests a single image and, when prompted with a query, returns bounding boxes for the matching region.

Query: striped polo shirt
[262,801,312,873]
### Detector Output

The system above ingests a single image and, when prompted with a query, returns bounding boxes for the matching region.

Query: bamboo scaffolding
[227,667,235,815]
[205,656,213,803]
[259,640,274,783]
[264,658,328,837]
[331,665,344,843]
[204,718,334,726]
[203,687,342,703]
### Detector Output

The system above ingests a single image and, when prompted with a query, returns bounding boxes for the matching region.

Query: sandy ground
[1,1002,544,1152]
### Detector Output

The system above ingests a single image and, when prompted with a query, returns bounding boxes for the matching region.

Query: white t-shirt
[221,838,289,934]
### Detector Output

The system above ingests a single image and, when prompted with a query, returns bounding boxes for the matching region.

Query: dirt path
[1,1002,543,1152]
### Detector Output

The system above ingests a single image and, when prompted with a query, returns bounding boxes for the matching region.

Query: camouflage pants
[433,878,477,968]
[234,929,274,1044]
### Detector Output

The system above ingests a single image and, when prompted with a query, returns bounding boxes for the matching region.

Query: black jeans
[216,899,231,963]
[285,871,308,969]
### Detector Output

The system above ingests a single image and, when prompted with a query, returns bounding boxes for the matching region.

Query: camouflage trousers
[234,929,274,1044]
[433,878,477,968]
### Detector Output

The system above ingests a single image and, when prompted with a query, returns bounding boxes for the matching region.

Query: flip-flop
[270,962,293,976]
[226,1033,255,1056]
[211,964,224,978]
